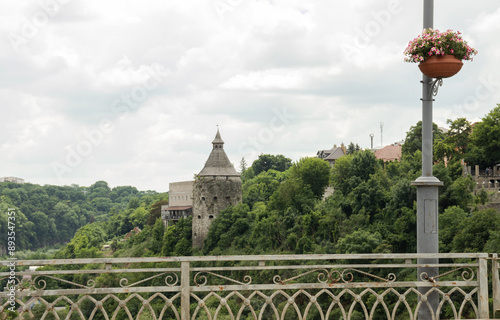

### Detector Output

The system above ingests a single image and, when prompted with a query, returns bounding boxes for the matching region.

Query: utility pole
[411,1,443,318]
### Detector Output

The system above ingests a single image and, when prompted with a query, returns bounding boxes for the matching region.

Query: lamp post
[411,0,443,318]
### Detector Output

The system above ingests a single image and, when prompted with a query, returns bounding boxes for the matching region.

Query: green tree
[331,150,379,195]
[251,154,292,175]
[330,154,353,194]
[147,199,169,226]
[127,197,140,209]
[387,178,415,211]
[268,179,316,214]
[239,157,247,172]
[150,218,165,254]
[446,118,472,155]
[204,204,251,254]
[348,178,387,217]
[452,209,500,252]
[439,206,467,252]
[129,207,148,229]
[467,104,500,167]
[0,202,34,251]
[402,121,445,158]
[53,202,84,242]
[30,211,57,247]
[433,136,454,164]
[242,170,284,209]
[346,142,360,155]
[162,217,192,256]
[55,223,105,258]
[337,230,387,254]
[435,118,472,165]
[289,157,331,199]
[88,180,111,199]
[91,197,113,213]
[440,176,475,211]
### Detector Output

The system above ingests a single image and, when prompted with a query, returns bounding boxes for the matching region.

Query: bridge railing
[0,253,493,319]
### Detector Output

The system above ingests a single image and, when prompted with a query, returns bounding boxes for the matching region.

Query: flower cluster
[404,29,477,63]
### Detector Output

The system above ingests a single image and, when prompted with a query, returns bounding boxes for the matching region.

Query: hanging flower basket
[418,55,463,78]
[404,29,477,79]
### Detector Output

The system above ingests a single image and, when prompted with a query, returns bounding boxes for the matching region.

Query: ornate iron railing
[0,253,495,319]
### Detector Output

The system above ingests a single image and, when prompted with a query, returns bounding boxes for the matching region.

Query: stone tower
[192,129,242,248]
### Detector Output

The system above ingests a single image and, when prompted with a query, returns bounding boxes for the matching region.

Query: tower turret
[192,129,242,248]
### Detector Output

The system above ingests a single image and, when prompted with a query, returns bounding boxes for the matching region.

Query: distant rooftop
[0,177,24,184]
[317,145,346,167]
[374,145,402,162]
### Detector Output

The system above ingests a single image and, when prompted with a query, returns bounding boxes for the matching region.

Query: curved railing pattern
[0,253,494,319]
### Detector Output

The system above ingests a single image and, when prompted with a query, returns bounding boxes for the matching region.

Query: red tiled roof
[374,145,402,162]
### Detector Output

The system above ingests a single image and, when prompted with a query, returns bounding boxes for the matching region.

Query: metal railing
[0,253,496,319]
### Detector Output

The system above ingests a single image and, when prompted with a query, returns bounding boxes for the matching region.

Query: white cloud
[1,0,499,191]
[221,69,305,90]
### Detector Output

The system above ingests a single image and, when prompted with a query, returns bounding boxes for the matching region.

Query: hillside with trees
[0,181,164,255]
[1,105,500,320]
[1,105,499,261]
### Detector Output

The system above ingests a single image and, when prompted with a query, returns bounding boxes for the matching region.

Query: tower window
[226,196,230,201]
[201,196,205,201]
[214,196,217,201]
[198,215,201,219]
[209,215,214,219]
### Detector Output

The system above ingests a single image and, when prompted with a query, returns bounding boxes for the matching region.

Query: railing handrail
[1,252,496,319]
[0,252,489,266]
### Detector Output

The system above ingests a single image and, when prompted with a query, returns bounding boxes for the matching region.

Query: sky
[1,0,499,192]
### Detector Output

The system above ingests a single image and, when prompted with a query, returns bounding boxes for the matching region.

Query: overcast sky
[1,0,499,192]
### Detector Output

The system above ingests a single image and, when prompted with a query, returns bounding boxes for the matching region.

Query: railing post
[493,254,500,316]
[181,261,190,320]
[478,256,489,319]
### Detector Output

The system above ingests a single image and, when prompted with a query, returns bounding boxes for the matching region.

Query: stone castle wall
[192,176,242,248]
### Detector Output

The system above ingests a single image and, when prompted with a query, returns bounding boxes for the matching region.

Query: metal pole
[411,1,443,319]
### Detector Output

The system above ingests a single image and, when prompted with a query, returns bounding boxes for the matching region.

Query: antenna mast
[380,122,384,146]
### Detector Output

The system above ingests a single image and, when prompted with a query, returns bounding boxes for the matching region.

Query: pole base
[412,176,443,186]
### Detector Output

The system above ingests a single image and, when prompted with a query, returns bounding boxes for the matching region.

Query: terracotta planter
[418,55,463,78]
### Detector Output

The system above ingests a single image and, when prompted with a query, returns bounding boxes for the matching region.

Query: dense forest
[1,105,498,261]
[0,181,165,255]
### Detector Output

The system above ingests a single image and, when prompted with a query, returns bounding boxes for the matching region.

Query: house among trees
[161,129,242,248]
[317,144,346,166]
[124,227,141,240]
[374,144,402,162]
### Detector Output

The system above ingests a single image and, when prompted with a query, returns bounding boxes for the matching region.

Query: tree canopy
[468,104,500,167]
[251,154,292,175]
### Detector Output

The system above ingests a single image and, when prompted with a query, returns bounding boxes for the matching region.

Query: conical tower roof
[198,129,240,177]
[212,129,224,144]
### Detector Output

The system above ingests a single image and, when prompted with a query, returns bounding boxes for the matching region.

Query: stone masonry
[191,129,242,248]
